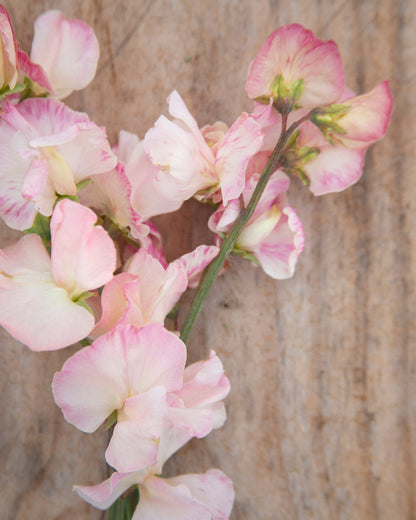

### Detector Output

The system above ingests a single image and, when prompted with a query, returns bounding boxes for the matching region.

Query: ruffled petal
[30,10,99,99]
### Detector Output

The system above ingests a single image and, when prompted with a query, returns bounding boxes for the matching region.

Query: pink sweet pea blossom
[29,10,99,99]
[144,90,263,205]
[92,245,219,337]
[52,324,187,473]
[246,24,344,111]
[0,199,116,351]
[0,97,117,230]
[210,170,304,279]
[75,468,234,520]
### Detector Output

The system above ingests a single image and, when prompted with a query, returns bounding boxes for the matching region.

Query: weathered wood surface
[1,0,415,519]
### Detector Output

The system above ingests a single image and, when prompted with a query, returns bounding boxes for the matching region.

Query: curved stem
[180,112,310,345]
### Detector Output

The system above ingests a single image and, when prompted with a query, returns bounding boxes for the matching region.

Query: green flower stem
[180,111,311,345]
[109,110,310,520]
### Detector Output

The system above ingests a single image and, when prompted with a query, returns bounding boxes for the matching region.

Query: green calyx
[103,409,118,430]
[310,104,351,141]
[24,213,52,251]
[271,75,304,114]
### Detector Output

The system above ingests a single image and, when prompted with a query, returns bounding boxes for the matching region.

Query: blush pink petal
[246,24,344,109]
[166,469,235,520]
[176,351,231,409]
[0,234,94,351]
[75,470,147,510]
[306,143,366,195]
[337,81,393,146]
[50,199,116,296]
[17,49,53,92]
[254,206,305,279]
[91,272,135,338]
[137,475,211,520]
[123,323,186,394]
[215,112,263,205]
[52,329,129,432]
[121,136,183,219]
[171,245,219,289]
[31,10,99,99]
[105,387,167,472]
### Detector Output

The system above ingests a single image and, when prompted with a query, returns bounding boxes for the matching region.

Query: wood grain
[1,1,414,519]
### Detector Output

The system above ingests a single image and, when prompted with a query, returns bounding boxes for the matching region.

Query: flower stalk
[180,112,310,345]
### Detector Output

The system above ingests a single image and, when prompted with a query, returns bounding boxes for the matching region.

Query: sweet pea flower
[29,10,99,99]
[92,245,219,338]
[209,170,304,279]
[75,468,234,520]
[246,24,344,112]
[0,199,116,351]
[0,97,117,230]
[144,90,263,205]
[52,324,187,473]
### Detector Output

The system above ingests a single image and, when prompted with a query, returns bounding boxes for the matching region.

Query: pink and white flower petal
[30,10,99,99]
[336,81,393,146]
[215,113,263,205]
[0,127,38,230]
[124,137,183,220]
[75,470,147,510]
[136,475,211,520]
[166,469,235,520]
[52,329,130,432]
[91,272,135,338]
[17,49,53,93]
[126,248,187,324]
[246,24,344,109]
[50,199,116,297]
[123,323,186,394]
[167,90,213,163]
[0,234,94,351]
[171,245,219,289]
[254,206,305,279]
[145,115,212,200]
[105,387,167,472]
[176,351,231,409]
[0,6,18,89]
[305,143,366,195]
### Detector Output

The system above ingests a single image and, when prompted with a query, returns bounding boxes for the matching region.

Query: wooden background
[1,1,414,519]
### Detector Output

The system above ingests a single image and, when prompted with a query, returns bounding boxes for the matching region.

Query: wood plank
[1,0,414,518]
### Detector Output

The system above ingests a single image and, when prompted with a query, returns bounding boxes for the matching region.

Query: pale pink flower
[78,161,149,242]
[252,80,393,195]
[52,324,187,473]
[116,130,184,220]
[92,245,219,337]
[75,468,234,520]
[144,90,263,205]
[29,10,99,99]
[0,199,116,351]
[246,24,344,111]
[0,98,117,230]
[209,170,304,279]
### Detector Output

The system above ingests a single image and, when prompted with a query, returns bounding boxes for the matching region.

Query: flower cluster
[0,8,392,519]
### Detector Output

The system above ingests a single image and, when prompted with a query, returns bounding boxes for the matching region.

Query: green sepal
[310,104,351,140]
[103,409,118,430]
[73,293,95,314]
[298,146,320,163]
[0,82,27,101]
[23,213,51,251]
[232,247,261,266]
[76,178,92,191]
[271,75,304,114]
[79,338,92,347]
[295,167,311,186]
[166,304,179,321]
